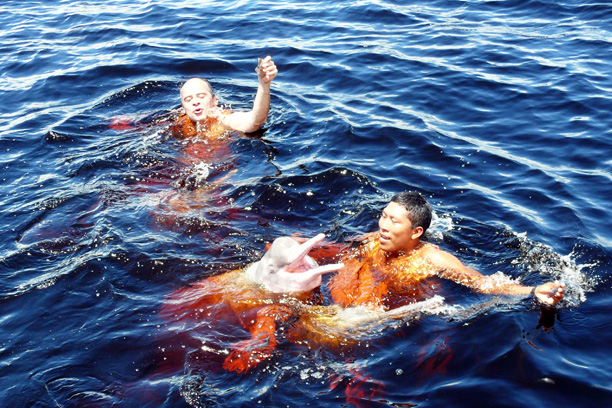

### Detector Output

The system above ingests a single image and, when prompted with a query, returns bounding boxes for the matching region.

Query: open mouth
[285,256,318,274]
[286,234,326,272]
[251,233,344,293]
[284,233,343,275]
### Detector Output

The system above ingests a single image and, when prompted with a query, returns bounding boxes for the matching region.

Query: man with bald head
[175,56,278,138]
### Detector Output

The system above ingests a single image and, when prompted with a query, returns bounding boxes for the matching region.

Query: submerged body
[324,194,564,309]
[160,234,344,373]
[158,56,278,218]
[109,56,279,221]
[160,234,439,374]
[326,235,546,310]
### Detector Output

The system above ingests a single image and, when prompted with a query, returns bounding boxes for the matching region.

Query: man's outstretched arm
[427,248,565,306]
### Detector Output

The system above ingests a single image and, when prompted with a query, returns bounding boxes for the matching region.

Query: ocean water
[1,0,611,407]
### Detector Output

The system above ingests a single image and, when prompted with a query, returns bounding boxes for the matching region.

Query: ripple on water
[1,0,612,407]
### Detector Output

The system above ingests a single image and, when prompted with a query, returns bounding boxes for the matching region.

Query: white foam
[426,211,454,241]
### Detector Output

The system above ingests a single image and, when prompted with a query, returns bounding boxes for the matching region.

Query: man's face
[180,78,218,122]
[378,201,420,253]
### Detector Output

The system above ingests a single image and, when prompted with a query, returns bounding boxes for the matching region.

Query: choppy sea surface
[1,0,612,407]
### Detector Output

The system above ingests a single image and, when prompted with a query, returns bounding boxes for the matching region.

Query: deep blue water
[1,0,612,407]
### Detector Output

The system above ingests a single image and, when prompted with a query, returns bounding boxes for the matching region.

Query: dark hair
[390,191,432,233]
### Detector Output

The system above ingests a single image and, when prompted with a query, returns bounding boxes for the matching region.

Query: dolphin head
[246,233,344,293]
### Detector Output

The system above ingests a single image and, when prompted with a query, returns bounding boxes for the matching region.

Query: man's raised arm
[222,55,278,133]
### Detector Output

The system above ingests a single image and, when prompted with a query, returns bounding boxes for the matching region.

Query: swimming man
[319,191,565,309]
[174,55,278,138]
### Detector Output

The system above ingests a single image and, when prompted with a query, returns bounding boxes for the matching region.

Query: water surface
[1,0,611,407]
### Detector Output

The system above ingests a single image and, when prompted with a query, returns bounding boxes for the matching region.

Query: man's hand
[534,281,565,305]
[257,55,278,84]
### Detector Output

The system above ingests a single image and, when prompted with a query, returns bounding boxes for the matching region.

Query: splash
[182,163,211,188]
[195,121,209,134]
[511,232,594,308]
[426,211,454,241]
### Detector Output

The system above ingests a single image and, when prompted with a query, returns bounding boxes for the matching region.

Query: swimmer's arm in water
[426,248,565,306]
[109,111,178,131]
[109,115,135,130]
[220,56,278,133]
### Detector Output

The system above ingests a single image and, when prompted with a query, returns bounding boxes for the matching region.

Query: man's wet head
[378,191,432,254]
[180,78,219,122]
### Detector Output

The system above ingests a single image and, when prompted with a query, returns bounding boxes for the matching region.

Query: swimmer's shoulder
[415,242,443,264]
[418,242,468,273]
